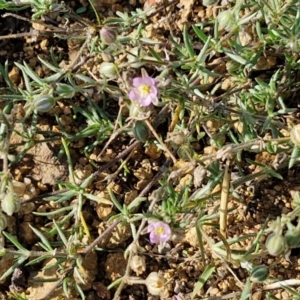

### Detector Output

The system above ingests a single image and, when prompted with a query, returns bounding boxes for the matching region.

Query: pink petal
[140,95,153,106]
[129,89,139,101]
[142,76,155,86]
[132,77,144,87]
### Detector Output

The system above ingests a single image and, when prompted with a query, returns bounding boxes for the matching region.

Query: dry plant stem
[263,279,300,290]
[144,119,177,163]
[83,218,122,256]
[219,159,231,238]
[112,158,173,300]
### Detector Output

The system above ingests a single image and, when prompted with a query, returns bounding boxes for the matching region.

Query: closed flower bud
[1,192,20,216]
[130,255,146,275]
[133,121,149,143]
[98,62,118,79]
[55,83,75,99]
[33,95,56,112]
[250,265,268,282]
[100,28,117,44]
[226,60,241,73]
[265,233,285,256]
[217,10,236,32]
[290,124,300,147]
[284,228,300,248]
[145,272,164,296]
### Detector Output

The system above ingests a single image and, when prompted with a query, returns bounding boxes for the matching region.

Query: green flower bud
[1,192,20,216]
[55,83,75,99]
[217,10,236,32]
[33,95,56,112]
[100,28,117,44]
[290,124,300,147]
[265,233,285,256]
[133,121,149,143]
[226,60,241,73]
[98,62,118,79]
[250,266,268,282]
[284,228,300,248]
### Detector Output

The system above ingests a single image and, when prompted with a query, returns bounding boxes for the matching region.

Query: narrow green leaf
[191,264,215,299]
[53,220,68,247]
[240,278,251,300]
[29,224,53,251]
[2,231,28,252]
[183,25,195,58]
[192,25,209,43]
[289,146,300,169]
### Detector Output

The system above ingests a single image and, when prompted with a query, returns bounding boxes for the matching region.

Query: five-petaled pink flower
[147,221,171,244]
[129,75,158,107]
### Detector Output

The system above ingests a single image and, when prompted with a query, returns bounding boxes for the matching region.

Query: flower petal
[140,95,153,107]
[132,77,144,87]
[129,89,139,101]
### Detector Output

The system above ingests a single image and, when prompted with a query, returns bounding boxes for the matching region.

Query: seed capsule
[98,62,118,79]
[265,233,285,256]
[250,265,268,282]
[132,121,149,143]
[284,229,300,248]
[33,95,56,112]
[217,10,236,32]
[1,192,20,216]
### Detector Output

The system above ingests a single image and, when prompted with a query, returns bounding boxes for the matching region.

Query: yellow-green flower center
[138,84,151,95]
[154,227,165,235]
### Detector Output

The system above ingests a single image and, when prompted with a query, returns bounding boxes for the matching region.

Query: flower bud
[284,228,300,248]
[130,255,146,275]
[145,272,164,296]
[55,83,75,99]
[250,265,268,282]
[290,124,300,147]
[265,233,285,256]
[226,60,241,73]
[1,192,20,216]
[217,10,236,32]
[132,121,149,143]
[98,62,117,79]
[100,28,117,44]
[33,95,56,112]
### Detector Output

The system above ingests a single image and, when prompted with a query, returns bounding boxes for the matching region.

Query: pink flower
[147,221,171,244]
[129,75,158,107]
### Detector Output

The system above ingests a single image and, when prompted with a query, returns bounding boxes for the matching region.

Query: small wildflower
[145,272,164,295]
[147,221,171,244]
[129,72,158,107]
